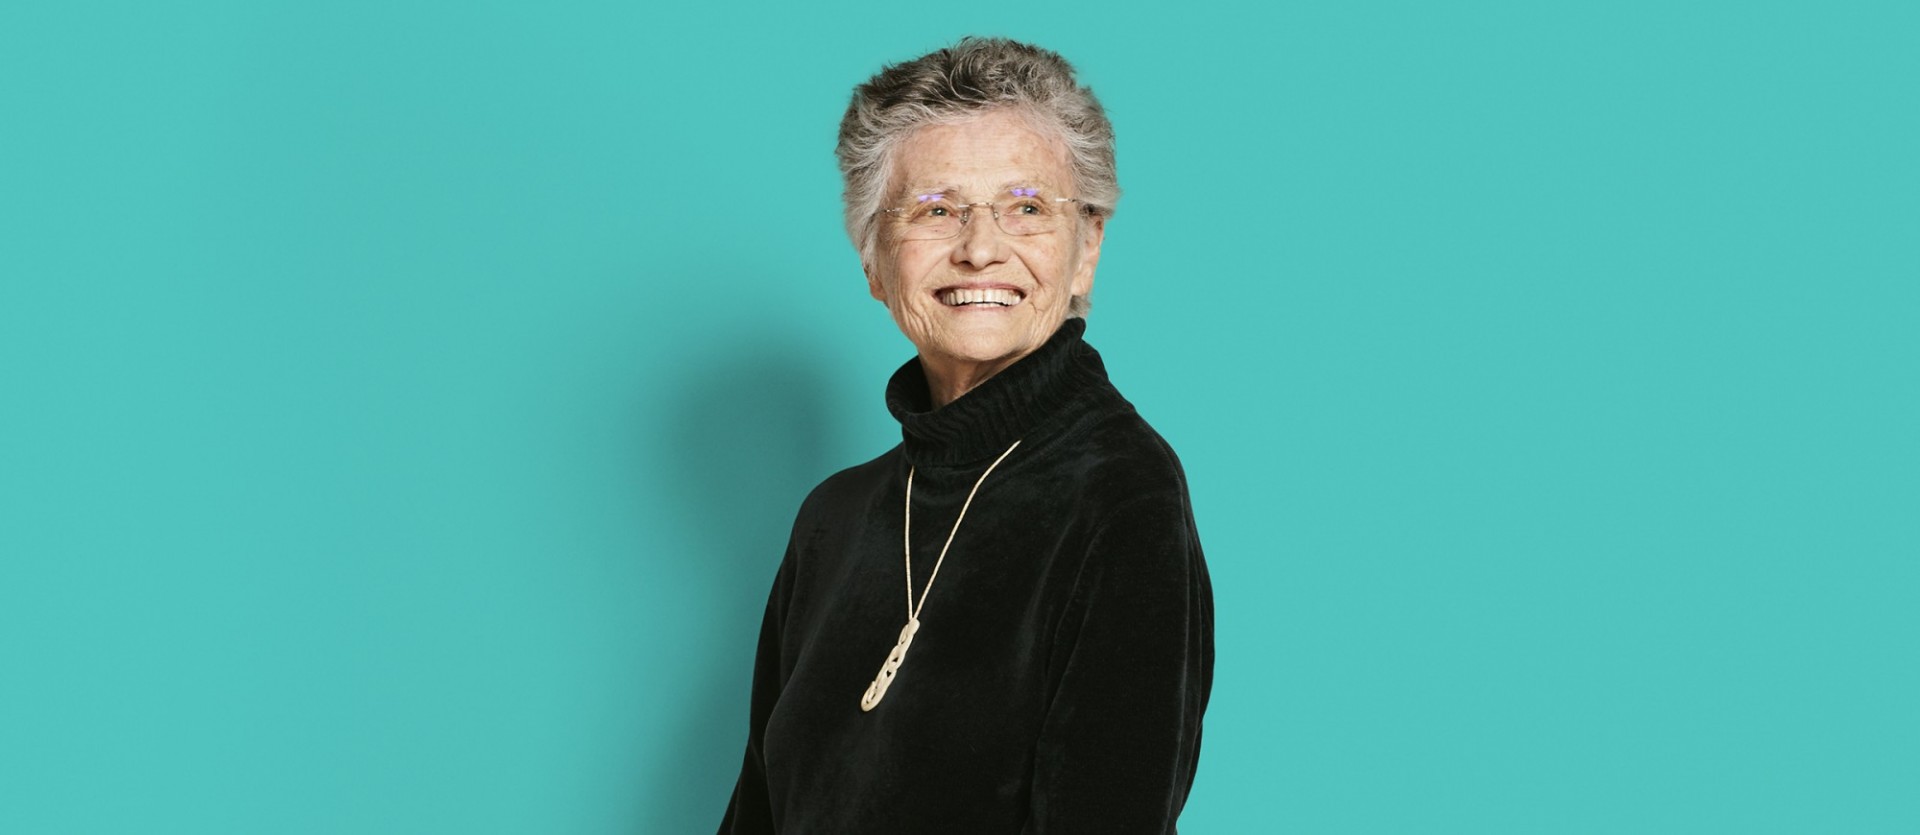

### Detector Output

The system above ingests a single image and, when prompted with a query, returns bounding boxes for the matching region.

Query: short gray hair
[835,37,1119,317]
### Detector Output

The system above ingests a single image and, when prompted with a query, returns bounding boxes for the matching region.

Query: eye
[1007,198,1047,216]
[902,198,956,223]
[907,193,959,221]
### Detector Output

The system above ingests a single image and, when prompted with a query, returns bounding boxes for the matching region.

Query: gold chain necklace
[859,439,1023,712]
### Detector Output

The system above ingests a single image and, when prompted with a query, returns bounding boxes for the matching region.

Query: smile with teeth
[939,287,1025,307]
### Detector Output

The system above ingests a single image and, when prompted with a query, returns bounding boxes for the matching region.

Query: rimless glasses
[880,188,1086,241]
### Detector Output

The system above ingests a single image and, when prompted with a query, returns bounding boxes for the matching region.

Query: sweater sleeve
[716,552,794,835]
[1022,491,1215,834]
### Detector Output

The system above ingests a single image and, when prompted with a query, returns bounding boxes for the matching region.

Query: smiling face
[865,109,1105,403]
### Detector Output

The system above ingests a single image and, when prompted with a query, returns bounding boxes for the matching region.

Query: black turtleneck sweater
[718,319,1213,834]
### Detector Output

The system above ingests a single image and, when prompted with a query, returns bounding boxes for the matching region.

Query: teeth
[939,288,1023,307]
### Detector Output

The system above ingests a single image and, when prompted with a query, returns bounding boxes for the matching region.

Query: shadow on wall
[638,327,844,833]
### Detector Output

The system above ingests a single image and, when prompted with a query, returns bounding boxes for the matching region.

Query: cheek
[1037,243,1081,289]
[871,241,906,288]
[887,247,945,294]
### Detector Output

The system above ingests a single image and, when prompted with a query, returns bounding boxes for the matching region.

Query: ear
[1070,214,1106,298]
[864,258,889,304]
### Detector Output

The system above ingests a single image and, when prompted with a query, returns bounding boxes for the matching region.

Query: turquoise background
[3,1,1915,832]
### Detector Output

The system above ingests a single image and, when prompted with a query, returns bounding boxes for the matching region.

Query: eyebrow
[899,180,1061,200]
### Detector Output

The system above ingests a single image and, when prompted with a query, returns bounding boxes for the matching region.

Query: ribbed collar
[885,318,1110,468]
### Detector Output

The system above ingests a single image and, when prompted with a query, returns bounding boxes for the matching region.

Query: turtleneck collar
[885,317,1110,468]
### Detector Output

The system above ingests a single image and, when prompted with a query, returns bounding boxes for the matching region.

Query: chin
[926,328,1044,367]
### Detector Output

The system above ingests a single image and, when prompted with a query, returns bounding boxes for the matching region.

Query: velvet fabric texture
[718,318,1214,834]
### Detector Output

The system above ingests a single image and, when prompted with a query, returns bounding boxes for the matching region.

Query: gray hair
[835,37,1119,318]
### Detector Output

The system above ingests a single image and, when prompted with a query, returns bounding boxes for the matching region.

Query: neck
[918,353,1027,409]
[886,317,1100,467]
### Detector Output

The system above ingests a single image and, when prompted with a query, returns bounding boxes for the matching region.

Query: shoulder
[789,444,900,529]
[1071,394,1195,521]
[769,445,901,589]
[1053,401,1211,626]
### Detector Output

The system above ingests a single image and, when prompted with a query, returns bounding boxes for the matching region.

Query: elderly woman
[719,37,1213,834]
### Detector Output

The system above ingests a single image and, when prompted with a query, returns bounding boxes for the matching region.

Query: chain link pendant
[859,618,920,712]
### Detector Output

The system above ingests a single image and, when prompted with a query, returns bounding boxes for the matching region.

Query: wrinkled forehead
[885,110,1076,200]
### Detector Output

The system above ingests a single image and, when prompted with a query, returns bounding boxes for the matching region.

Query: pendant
[859,618,920,712]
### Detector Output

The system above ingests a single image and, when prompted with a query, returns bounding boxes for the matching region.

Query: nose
[950,206,1010,269]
